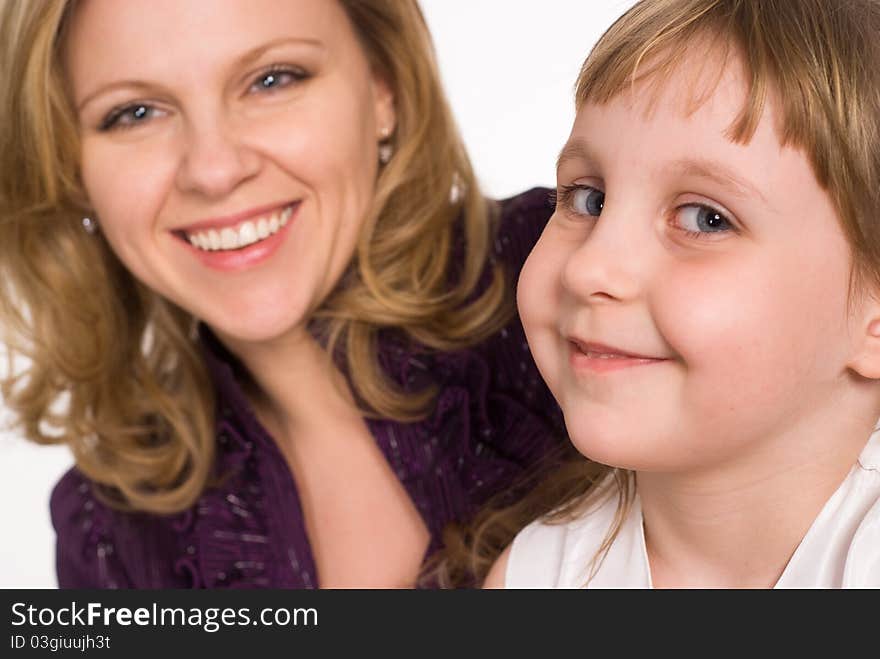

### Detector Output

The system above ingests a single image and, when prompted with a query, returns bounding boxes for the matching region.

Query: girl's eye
[561,185,605,217]
[100,104,161,131]
[675,204,734,236]
[249,67,307,93]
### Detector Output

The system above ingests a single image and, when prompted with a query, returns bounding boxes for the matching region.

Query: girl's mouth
[568,340,670,373]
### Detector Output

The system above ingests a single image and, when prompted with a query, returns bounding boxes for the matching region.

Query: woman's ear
[372,74,396,139]
[848,298,880,379]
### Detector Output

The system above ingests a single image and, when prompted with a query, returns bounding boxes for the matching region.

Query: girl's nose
[560,205,650,305]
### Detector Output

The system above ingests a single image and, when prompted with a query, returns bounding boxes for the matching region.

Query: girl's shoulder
[504,484,623,588]
[842,438,880,587]
[845,494,880,587]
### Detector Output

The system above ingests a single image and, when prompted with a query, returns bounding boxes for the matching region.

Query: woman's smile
[175,200,300,272]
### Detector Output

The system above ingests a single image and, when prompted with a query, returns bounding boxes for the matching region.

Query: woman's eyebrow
[75,36,326,113]
[77,81,156,113]
[235,36,325,71]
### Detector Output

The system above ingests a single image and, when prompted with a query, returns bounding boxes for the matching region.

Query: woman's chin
[199,307,313,348]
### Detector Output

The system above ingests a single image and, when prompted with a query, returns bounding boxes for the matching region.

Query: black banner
[0,588,866,656]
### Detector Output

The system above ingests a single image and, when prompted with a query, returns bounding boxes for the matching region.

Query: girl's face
[65,0,394,344]
[519,50,864,474]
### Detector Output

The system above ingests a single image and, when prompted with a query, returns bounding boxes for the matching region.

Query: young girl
[483,0,880,588]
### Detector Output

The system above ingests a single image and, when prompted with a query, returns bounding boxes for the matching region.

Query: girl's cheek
[517,237,567,385]
[518,236,561,326]
[651,264,761,368]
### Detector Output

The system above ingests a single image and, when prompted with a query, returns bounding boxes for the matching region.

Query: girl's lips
[179,201,300,272]
[568,340,669,373]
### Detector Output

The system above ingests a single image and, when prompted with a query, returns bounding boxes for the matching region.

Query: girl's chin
[565,421,663,471]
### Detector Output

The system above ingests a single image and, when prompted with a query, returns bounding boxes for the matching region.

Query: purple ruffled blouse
[50,188,564,588]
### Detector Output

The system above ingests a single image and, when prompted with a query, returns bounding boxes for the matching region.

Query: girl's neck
[637,396,879,588]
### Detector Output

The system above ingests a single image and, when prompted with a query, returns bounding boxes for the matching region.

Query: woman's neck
[215,325,363,441]
[637,392,879,588]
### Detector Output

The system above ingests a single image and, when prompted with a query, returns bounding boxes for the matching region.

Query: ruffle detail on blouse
[50,469,130,589]
[171,416,274,589]
[367,188,564,553]
[369,330,563,557]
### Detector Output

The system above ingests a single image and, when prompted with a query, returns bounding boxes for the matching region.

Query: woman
[0,0,562,588]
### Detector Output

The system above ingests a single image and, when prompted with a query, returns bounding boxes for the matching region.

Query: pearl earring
[81,216,98,234]
[378,126,394,165]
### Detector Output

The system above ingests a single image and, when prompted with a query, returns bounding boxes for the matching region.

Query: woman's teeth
[186,205,293,252]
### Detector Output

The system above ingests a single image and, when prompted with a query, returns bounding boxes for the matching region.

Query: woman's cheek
[81,139,170,223]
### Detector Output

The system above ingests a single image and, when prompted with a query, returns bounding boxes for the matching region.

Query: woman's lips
[568,340,669,373]
[178,201,300,272]
[184,204,294,252]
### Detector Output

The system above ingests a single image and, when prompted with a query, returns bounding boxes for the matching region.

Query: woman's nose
[560,206,650,305]
[175,117,261,199]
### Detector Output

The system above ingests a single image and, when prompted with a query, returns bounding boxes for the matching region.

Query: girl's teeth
[187,205,293,252]
[585,351,622,359]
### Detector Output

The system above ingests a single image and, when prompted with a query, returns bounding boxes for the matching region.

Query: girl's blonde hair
[0,0,510,514]
[436,0,880,586]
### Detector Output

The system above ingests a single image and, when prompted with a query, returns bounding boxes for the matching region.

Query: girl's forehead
[606,44,742,120]
[577,42,784,152]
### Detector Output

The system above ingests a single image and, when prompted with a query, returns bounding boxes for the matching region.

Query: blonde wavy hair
[0,0,510,514]
[435,0,880,587]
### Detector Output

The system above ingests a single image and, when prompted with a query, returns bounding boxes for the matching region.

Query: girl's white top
[506,426,880,588]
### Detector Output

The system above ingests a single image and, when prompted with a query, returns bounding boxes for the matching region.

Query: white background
[0,0,636,587]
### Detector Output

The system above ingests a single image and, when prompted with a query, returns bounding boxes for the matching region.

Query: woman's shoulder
[50,467,132,588]
[497,186,555,223]
[50,429,287,588]
[491,187,555,273]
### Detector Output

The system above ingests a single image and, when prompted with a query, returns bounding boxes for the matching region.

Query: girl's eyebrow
[75,36,326,113]
[556,139,598,174]
[672,157,768,203]
[557,141,768,204]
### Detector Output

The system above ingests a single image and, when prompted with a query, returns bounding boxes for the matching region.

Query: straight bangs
[575,0,880,291]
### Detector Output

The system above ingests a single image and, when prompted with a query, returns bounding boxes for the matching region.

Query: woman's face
[65,0,395,343]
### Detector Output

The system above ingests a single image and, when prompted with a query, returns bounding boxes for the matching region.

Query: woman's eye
[249,67,306,93]
[675,204,734,235]
[100,104,161,131]
[567,185,605,217]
